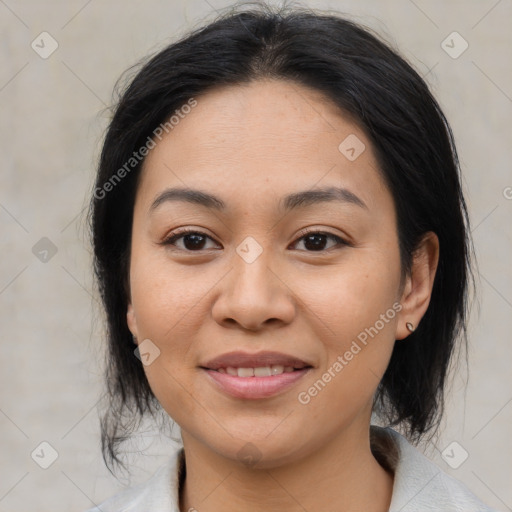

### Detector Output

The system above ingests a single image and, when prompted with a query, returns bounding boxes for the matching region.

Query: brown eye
[292,230,348,252]
[162,229,220,251]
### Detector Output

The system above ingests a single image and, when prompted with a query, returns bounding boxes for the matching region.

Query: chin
[190,427,311,470]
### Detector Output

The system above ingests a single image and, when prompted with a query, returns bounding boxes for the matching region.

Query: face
[127,79,410,468]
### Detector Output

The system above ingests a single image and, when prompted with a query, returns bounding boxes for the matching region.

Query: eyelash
[161,227,349,252]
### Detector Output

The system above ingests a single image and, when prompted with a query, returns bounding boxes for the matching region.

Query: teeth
[237,367,254,377]
[220,365,291,377]
[270,365,284,375]
[254,367,271,377]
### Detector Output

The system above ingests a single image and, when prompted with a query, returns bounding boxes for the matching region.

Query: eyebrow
[149,186,368,214]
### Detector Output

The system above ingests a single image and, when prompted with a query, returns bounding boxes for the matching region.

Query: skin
[126,79,439,512]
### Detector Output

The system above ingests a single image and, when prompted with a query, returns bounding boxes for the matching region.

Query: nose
[211,245,296,332]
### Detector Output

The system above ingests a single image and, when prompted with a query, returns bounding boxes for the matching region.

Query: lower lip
[203,368,311,399]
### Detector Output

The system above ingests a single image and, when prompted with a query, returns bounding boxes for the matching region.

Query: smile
[200,350,314,399]
[216,365,297,377]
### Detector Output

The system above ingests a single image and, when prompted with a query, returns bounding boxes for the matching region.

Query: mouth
[213,365,301,377]
[200,351,313,399]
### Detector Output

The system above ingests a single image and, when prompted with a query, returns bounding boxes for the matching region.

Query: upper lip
[201,351,313,370]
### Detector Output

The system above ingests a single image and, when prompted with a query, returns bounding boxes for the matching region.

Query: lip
[201,350,313,370]
[200,351,314,400]
[203,367,312,399]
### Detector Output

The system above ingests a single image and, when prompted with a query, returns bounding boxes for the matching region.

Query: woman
[86,2,497,511]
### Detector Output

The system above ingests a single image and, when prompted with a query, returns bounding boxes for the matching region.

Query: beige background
[1,0,511,510]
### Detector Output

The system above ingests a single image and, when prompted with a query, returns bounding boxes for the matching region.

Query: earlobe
[127,302,139,343]
[396,231,439,340]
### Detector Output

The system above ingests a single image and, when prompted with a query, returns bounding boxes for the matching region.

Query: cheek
[295,269,399,427]
[297,254,400,339]
[294,254,400,399]
[130,248,208,335]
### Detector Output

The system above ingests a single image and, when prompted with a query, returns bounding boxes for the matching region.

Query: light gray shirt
[85,426,498,511]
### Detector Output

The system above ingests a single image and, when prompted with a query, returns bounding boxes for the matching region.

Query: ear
[396,231,439,340]
[127,301,139,344]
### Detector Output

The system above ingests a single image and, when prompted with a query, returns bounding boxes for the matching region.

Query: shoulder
[371,426,498,512]
[83,448,183,512]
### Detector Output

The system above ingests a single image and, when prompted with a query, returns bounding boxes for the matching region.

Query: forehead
[136,79,390,215]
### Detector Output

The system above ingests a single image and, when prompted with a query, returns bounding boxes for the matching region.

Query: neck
[179,423,394,512]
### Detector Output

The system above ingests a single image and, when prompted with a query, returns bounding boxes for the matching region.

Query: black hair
[88,0,474,475]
